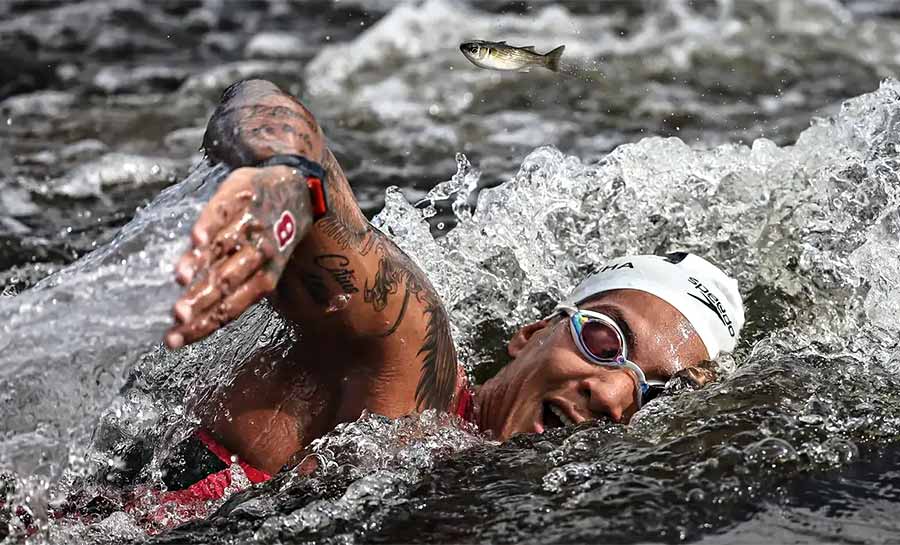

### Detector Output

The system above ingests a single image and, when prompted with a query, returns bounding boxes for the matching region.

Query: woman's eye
[581,321,621,360]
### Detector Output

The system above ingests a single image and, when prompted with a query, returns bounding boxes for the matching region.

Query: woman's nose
[578,370,640,423]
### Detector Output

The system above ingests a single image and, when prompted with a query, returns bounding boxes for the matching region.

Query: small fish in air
[459,40,565,73]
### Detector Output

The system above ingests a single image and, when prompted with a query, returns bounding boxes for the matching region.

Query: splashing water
[1,77,897,543]
[2,0,900,542]
[0,163,219,516]
[379,79,900,378]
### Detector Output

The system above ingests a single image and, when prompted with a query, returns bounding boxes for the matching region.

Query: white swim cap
[562,253,744,359]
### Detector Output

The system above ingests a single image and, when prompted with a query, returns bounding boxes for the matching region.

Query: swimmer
[159,79,744,503]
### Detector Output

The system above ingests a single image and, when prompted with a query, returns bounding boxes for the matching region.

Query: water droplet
[326,294,351,313]
[798,414,823,424]
[686,488,706,502]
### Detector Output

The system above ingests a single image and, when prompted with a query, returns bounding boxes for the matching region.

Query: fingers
[166,269,278,349]
[173,240,271,323]
[166,164,309,350]
[191,169,256,247]
[176,211,261,286]
[175,169,256,285]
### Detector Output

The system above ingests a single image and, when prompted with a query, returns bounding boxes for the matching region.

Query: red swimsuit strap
[195,429,271,484]
[158,392,472,513]
[454,383,476,424]
[153,431,271,511]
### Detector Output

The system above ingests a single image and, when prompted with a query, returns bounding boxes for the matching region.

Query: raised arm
[165,80,458,412]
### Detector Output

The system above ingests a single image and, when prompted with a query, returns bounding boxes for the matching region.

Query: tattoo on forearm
[295,145,457,410]
[248,169,310,277]
[349,225,457,410]
[245,123,315,159]
[232,103,316,130]
[315,152,369,250]
[217,99,323,161]
[314,254,359,294]
[318,216,368,250]
[298,133,313,154]
[204,82,330,166]
[239,103,320,136]
[416,298,457,411]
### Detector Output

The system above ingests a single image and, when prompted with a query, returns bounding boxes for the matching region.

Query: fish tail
[544,45,565,72]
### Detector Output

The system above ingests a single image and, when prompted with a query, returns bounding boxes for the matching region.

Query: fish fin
[521,46,536,52]
[544,45,565,72]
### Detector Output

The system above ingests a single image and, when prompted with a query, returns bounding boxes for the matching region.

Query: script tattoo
[314,254,359,294]
[313,158,457,410]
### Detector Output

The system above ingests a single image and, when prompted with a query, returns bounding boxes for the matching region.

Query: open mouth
[542,401,574,429]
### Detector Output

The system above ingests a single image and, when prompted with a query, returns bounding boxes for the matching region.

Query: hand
[166,165,313,349]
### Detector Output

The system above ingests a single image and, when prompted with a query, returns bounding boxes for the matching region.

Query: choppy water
[2,0,900,543]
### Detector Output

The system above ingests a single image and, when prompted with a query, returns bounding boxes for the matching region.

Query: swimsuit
[159,384,476,507]
[157,429,271,506]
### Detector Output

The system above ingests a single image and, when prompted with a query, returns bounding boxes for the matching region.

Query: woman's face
[475,289,709,440]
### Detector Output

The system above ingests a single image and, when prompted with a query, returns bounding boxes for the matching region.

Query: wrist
[255,154,329,221]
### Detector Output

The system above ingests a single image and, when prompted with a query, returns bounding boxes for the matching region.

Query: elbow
[203,79,280,167]
[202,79,322,168]
[221,79,282,103]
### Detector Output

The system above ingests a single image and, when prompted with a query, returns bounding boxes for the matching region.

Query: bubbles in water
[3,1,900,542]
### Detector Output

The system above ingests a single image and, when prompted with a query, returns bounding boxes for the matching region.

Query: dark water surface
[2,0,900,543]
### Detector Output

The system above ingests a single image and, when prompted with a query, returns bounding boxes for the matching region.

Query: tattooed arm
[167,79,457,413]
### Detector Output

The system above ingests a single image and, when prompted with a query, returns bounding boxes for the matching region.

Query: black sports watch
[255,154,328,221]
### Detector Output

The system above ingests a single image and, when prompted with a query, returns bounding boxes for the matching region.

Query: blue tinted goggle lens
[557,306,663,409]
[574,316,624,361]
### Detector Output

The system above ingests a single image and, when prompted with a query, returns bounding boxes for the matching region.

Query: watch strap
[254,154,328,220]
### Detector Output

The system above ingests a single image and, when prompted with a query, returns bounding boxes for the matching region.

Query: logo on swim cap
[561,253,745,359]
[663,252,689,264]
[687,277,735,337]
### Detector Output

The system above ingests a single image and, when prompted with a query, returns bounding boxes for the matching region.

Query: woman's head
[475,253,744,440]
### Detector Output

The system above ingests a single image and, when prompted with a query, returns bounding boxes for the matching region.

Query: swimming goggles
[553,305,666,409]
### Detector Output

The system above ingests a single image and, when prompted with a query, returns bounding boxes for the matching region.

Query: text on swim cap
[597,262,634,273]
[687,277,735,337]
